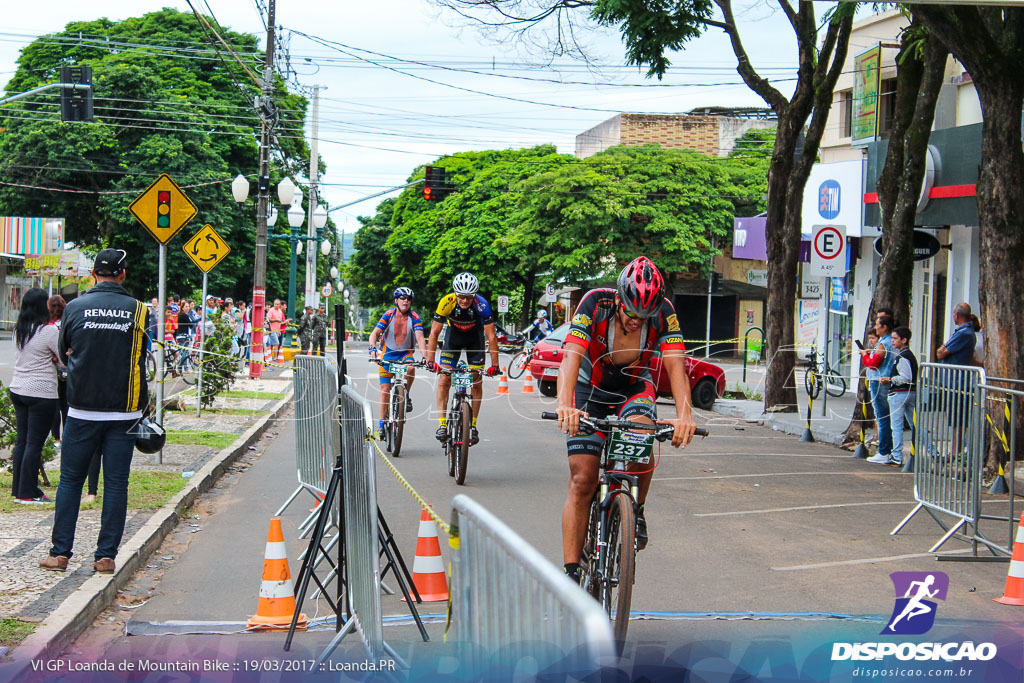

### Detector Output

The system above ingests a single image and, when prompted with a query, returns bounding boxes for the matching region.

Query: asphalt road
[42,352,1024,677]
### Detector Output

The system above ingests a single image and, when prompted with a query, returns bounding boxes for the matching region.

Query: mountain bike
[146,337,198,385]
[436,364,488,485]
[507,340,536,380]
[372,357,421,457]
[804,345,846,399]
[542,411,708,645]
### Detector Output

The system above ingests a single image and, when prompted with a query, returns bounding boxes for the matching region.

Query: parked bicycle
[372,357,422,457]
[542,411,708,644]
[804,345,846,399]
[507,340,536,380]
[435,363,490,485]
[146,338,200,385]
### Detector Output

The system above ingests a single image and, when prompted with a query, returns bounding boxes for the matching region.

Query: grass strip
[165,430,237,449]
[0,618,35,648]
[222,390,287,400]
[0,471,188,514]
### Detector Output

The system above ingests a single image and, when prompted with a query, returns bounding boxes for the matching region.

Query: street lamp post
[268,196,331,347]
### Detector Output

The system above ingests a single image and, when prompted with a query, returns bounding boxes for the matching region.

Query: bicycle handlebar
[540,412,709,440]
[370,357,424,368]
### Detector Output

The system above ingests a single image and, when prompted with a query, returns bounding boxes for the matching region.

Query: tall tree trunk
[842,25,948,442]
[974,80,1024,471]
[915,6,1024,471]
[521,274,537,329]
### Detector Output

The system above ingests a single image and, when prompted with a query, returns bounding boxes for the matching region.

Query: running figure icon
[887,574,939,632]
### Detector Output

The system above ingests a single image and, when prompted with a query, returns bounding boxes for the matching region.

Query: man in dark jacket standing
[40,249,150,575]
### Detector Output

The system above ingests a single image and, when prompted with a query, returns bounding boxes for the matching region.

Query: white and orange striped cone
[496,369,509,395]
[248,517,308,629]
[994,512,1024,606]
[521,371,535,394]
[403,508,449,602]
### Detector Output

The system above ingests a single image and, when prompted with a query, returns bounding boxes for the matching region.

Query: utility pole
[250,0,275,379]
[304,85,322,309]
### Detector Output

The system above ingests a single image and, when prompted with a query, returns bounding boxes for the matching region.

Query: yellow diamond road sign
[183,224,231,273]
[128,173,198,244]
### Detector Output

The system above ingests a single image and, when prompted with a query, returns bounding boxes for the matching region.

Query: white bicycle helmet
[537,309,547,318]
[452,272,479,295]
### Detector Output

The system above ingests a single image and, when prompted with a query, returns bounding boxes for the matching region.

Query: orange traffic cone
[496,370,509,395]
[994,512,1024,606]
[521,371,535,394]
[248,518,308,629]
[404,508,449,602]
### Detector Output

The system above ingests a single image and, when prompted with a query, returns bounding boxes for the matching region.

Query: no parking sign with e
[808,224,847,277]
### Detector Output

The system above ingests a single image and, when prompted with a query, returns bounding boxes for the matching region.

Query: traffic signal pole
[250,0,275,379]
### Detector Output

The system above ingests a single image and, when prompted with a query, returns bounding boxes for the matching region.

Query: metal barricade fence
[276,355,339,523]
[449,494,614,672]
[979,378,1021,556]
[317,384,393,663]
[893,363,988,553]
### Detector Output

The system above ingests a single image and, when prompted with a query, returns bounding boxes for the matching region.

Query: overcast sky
[0,1,827,234]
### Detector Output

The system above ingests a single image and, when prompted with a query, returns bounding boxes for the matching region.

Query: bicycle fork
[594,472,640,585]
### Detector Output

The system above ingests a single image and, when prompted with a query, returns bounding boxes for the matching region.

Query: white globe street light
[277,177,296,205]
[267,206,278,226]
[231,174,250,203]
[287,202,305,228]
[295,241,302,255]
[320,239,331,256]
[330,266,338,279]
[312,205,328,230]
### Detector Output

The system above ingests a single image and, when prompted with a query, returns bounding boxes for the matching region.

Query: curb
[711,400,849,447]
[6,390,294,671]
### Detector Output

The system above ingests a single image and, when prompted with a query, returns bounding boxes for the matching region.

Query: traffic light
[424,165,446,201]
[711,272,723,293]
[59,66,93,122]
[157,190,171,229]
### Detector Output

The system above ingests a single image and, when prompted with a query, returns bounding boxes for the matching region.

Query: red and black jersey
[564,288,685,391]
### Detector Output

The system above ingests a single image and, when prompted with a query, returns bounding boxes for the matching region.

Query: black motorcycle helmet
[134,417,166,454]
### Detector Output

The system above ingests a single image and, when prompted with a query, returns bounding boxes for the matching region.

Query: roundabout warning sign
[809,224,846,277]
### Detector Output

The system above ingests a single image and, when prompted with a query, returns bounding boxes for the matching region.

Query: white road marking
[772,549,974,571]
[694,501,909,517]
[655,471,860,481]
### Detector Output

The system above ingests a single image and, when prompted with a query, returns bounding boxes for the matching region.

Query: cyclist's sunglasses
[396,295,412,301]
[618,301,653,320]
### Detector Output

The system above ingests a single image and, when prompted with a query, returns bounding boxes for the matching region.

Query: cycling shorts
[439,325,485,370]
[378,349,414,384]
[566,381,657,458]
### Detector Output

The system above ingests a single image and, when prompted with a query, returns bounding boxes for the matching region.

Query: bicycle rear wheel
[603,494,636,644]
[826,374,847,398]
[146,352,156,382]
[454,401,471,485]
[508,352,528,379]
[391,384,406,457]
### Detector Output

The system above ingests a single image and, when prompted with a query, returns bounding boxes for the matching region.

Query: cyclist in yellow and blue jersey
[368,287,427,440]
[425,272,500,445]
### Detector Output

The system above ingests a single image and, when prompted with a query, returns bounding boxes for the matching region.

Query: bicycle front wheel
[603,494,636,644]
[179,349,197,385]
[804,370,820,400]
[508,352,528,379]
[446,409,456,477]
[454,401,471,485]
[391,384,406,457]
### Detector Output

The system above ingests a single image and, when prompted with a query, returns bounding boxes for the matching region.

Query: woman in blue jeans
[881,327,917,466]
[860,313,896,464]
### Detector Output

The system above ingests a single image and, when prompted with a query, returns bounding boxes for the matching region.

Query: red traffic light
[423,187,432,200]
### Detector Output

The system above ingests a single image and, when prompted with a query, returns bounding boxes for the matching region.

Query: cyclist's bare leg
[378,382,390,423]
[406,367,415,393]
[625,414,656,503]
[563,453,599,564]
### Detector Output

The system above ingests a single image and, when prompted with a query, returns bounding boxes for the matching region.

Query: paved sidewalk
[0,370,292,662]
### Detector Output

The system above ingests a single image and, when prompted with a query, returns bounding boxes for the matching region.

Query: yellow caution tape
[370,438,451,536]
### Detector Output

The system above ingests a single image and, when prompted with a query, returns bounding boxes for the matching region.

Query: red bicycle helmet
[616,256,665,318]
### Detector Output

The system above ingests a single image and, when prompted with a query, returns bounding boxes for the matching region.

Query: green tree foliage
[0,9,310,301]
[347,132,770,322]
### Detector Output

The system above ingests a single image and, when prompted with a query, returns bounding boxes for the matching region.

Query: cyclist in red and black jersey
[555,256,698,582]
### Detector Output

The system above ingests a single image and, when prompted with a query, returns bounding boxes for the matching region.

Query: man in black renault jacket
[40,249,150,575]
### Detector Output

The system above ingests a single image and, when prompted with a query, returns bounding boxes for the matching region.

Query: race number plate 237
[608,431,653,463]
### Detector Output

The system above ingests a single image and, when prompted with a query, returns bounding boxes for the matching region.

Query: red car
[527,323,726,409]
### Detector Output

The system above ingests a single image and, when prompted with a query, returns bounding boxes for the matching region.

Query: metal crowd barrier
[317,384,396,663]
[276,355,340,528]
[978,378,1021,556]
[892,363,992,554]
[449,494,614,673]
